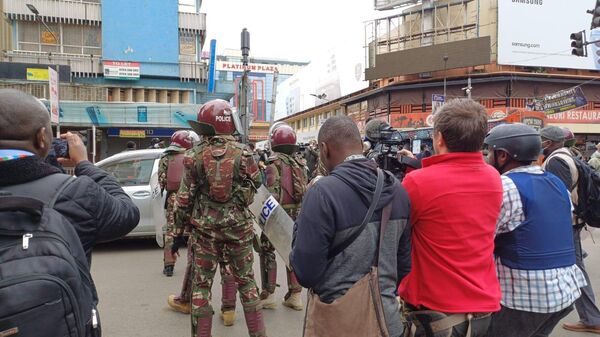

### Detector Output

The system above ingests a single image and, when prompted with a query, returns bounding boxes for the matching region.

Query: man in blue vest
[484,123,587,337]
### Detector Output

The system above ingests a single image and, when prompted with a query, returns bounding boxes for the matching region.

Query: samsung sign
[511,0,543,5]
[498,0,599,70]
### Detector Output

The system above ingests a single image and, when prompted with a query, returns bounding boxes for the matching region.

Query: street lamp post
[310,93,329,102]
[26,4,59,45]
[27,3,61,137]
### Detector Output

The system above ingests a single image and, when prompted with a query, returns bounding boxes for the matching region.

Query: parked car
[96,149,166,246]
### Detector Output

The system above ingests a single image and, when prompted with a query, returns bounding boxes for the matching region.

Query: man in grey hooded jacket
[291,116,411,337]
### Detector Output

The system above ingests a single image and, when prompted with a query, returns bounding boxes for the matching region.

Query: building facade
[1,0,232,159]
[216,49,307,141]
[280,0,600,157]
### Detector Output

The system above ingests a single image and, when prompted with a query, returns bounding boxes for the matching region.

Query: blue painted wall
[102,0,179,77]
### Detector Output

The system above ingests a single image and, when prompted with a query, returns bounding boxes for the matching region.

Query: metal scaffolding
[365,0,480,68]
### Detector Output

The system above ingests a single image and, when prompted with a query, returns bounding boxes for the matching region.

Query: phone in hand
[52,138,69,158]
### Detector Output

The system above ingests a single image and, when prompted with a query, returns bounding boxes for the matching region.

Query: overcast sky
[200,0,387,63]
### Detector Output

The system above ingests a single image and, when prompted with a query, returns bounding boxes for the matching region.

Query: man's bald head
[318,116,362,171]
[0,89,50,141]
[0,89,52,157]
[318,116,362,150]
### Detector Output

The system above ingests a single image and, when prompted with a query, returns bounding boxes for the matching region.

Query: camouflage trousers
[259,233,302,296]
[191,230,266,337]
[176,237,238,312]
[163,193,177,267]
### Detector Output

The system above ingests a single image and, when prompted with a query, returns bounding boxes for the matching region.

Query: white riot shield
[249,185,295,267]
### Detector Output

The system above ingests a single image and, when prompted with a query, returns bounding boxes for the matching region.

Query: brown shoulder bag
[303,168,391,337]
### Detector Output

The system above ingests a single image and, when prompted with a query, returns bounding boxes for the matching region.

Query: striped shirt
[496,165,586,313]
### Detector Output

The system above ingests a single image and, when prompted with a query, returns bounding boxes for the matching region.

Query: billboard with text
[498,0,599,70]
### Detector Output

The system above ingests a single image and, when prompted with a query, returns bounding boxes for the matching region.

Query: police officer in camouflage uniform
[259,123,307,311]
[173,99,267,337]
[159,130,199,277]
[162,131,238,327]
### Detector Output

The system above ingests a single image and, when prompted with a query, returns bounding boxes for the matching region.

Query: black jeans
[487,305,573,337]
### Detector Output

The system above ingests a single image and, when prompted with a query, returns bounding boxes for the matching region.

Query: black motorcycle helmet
[484,123,542,162]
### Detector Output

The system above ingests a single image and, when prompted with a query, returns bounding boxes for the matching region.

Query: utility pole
[466,77,472,99]
[240,28,250,144]
[269,69,278,125]
[27,4,61,136]
[443,54,448,97]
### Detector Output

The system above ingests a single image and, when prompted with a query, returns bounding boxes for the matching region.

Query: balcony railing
[3,50,101,77]
[5,50,209,81]
[3,0,101,25]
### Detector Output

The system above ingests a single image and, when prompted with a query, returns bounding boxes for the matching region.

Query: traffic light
[570,31,587,57]
[588,1,600,29]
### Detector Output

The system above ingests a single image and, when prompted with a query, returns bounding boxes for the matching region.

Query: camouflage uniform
[312,157,329,179]
[260,152,307,301]
[158,147,187,269]
[175,135,265,337]
[171,236,238,315]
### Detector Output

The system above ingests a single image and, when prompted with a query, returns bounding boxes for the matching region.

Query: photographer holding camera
[363,119,421,181]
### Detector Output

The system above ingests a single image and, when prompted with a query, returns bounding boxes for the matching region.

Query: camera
[52,138,69,158]
[364,121,421,180]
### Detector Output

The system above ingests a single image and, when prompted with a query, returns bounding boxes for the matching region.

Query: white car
[96,149,166,246]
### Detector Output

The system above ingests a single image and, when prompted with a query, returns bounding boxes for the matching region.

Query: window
[302,118,307,128]
[309,116,315,127]
[17,22,101,55]
[40,23,60,53]
[101,159,155,186]
[83,26,101,55]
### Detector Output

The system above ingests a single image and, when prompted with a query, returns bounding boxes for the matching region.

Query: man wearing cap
[540,125,600,334]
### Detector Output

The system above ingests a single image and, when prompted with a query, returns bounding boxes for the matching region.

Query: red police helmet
[170,130,200,149]
[188,99,242,136]
[270,124,298,154]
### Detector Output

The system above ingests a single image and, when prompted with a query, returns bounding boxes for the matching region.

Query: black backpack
[573,157,600,228]
[0,174,99,337]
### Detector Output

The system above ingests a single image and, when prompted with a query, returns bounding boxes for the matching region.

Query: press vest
[495,172,576,270]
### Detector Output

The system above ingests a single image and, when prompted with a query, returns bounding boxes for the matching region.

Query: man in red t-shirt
[399,99,503,337]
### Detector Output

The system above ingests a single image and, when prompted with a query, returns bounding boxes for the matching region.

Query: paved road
[91,231,600,337]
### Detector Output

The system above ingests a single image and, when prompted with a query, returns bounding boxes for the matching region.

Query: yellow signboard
[26,68,49,81]
[119,130,146,138]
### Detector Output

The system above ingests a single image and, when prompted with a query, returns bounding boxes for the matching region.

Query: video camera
[365,123,421,180]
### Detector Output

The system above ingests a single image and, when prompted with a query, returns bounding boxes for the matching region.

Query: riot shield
[249,185,295,267]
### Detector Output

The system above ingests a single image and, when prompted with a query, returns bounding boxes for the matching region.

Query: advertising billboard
[48,67,59,124]
[26,68,49,81]
[498,0,599,70]
[103,61,141,80]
